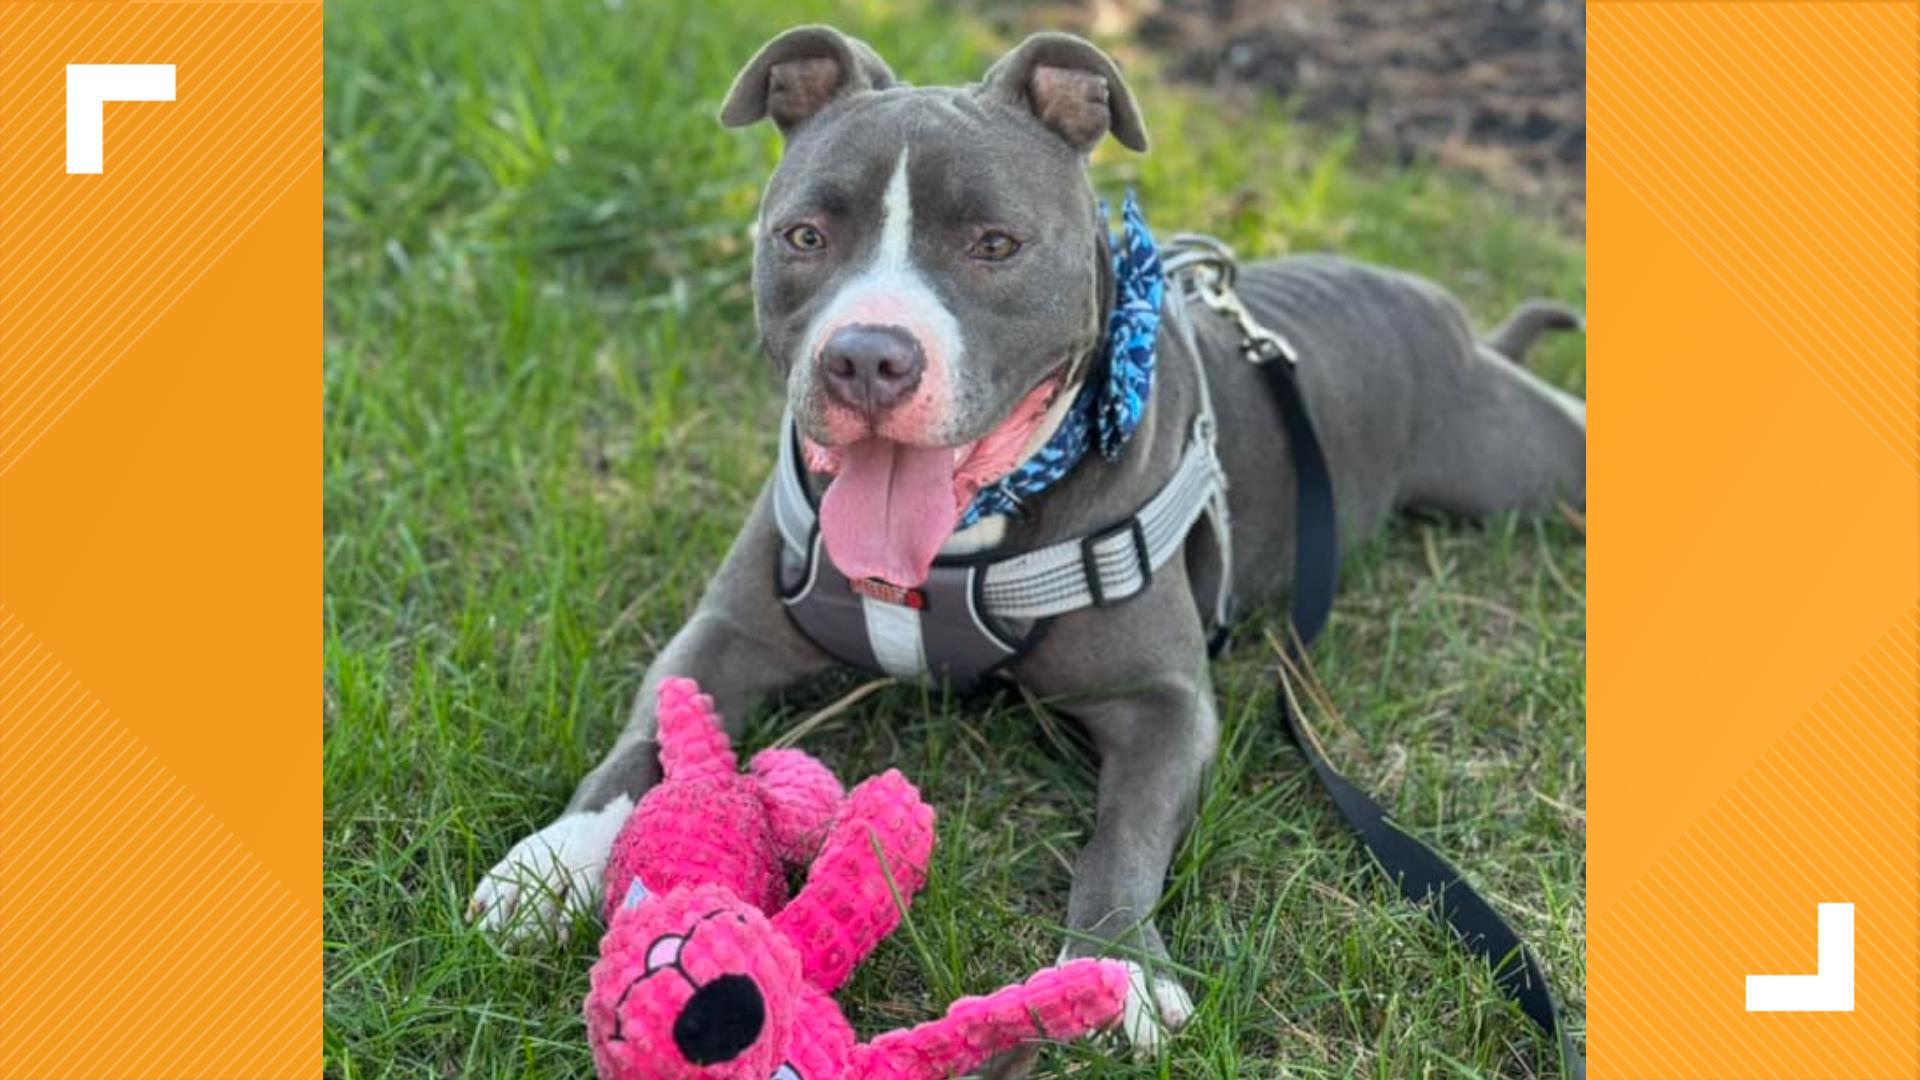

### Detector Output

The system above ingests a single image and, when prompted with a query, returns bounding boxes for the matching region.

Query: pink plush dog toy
[585,677,1131,1079]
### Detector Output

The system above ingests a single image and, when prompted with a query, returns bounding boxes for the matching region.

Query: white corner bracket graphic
[1745,902,1854,1012]
[67,64,175,174]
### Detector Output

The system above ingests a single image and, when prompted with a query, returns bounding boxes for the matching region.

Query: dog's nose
[672,974,765,1065]
[819,324,925,414]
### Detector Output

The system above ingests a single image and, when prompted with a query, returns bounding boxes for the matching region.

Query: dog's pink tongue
[819,438,959,588]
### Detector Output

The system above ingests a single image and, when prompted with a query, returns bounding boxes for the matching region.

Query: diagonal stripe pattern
[0,1,321,477]
[1589,610,1918,1078]
[0,606,318,1077]
[1589,2,1919,477]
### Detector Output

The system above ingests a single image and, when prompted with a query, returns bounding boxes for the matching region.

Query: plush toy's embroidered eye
[644,933,686,975]
[969,230,1022,262]
[780,224,827,252]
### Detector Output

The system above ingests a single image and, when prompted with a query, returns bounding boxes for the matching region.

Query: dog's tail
[1484,300,1584,364]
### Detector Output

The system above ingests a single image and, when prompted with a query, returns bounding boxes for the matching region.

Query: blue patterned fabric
[957,193,1164,528]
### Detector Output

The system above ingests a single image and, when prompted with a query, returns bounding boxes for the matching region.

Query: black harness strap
[1256,354,1587,1079]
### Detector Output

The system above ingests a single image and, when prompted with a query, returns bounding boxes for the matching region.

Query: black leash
[1254,347,1586,1078]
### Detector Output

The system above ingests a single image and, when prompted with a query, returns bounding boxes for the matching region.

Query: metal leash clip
[1162,232,1300,367]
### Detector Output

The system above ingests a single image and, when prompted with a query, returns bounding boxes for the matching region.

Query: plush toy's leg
[844,960,1130,1080]
[772,770,934,993]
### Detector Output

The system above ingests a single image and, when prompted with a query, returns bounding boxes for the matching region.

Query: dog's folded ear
[978,33,1148,154]
[720,25,897,135]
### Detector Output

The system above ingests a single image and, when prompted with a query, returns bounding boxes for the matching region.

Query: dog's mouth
[802,367,1070,588]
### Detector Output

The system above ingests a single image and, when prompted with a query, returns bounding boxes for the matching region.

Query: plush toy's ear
[977,32,1147,154]
[654,677,737,781]
[720,25,898,135]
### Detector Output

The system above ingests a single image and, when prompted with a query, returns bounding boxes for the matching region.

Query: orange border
[0,1,1915,1076]
[0,2,320,1075]
[1589,3,1918,1076]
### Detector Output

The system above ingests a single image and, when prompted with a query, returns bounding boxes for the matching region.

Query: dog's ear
[720,25,897,135]
[978,32,1147,154]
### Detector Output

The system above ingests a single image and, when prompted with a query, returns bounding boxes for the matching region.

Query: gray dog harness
[773,402,1229,690]
[773,284,1234,690]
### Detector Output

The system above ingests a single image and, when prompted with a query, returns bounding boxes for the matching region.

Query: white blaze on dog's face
[722,28,1148,587]
[789,147,961,449]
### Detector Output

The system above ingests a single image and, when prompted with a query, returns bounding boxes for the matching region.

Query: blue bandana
[957,193,1163,528]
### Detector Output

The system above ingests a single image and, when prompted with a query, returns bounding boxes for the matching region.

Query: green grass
[322,0,1586,1076]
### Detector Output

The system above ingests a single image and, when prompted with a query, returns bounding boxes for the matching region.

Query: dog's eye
[781,224,827,253]
[969,231,1023,262]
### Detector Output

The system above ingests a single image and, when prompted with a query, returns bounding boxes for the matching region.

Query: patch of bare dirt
[987,0,1586,227]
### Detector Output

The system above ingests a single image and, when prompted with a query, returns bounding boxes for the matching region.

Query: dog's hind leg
[1402,331,1586,516]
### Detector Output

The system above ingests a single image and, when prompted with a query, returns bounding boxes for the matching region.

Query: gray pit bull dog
[470,24,1584,1063]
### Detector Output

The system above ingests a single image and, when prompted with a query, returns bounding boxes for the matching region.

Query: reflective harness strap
[771,418,817,558]
[974,416,1223,619]
[1174,232,1587,1078]
[1161,244,1239,639]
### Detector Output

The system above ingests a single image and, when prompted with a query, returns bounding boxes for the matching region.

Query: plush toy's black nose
[673,974,765,1065]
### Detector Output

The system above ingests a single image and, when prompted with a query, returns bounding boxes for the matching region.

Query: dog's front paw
[468,800,630,942]
[1119,960,1194,1058]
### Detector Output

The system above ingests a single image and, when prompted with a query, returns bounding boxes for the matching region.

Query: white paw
[1120,960,1194,1058]
[468,797,631,941]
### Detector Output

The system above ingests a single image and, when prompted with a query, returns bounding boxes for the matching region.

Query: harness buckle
[1164,232,1299,367]
[1194,277,1298,367]
[1081,517,1152,607]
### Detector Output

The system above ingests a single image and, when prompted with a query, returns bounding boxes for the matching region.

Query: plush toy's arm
[771,770,933,993]
[653,677,737,782]
[841,960,1131,1079]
